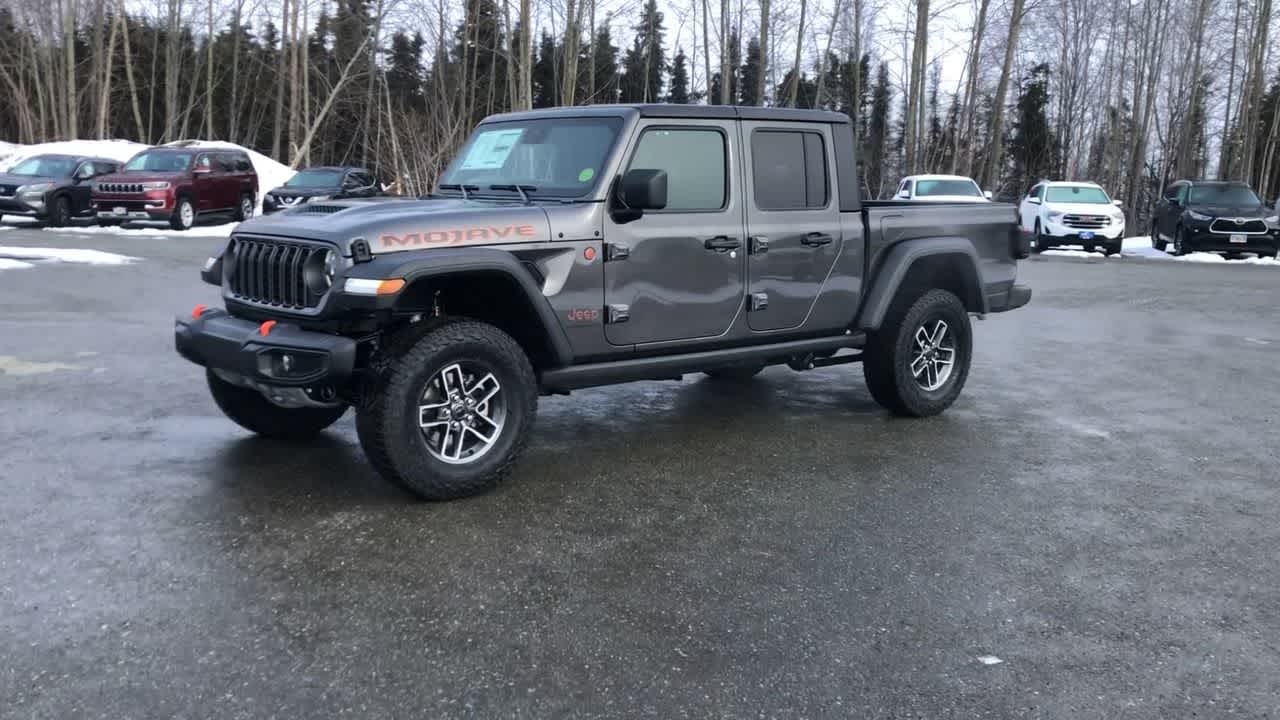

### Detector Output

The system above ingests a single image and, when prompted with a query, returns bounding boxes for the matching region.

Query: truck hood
[1186,203,1268,218]
[234,197,554,256]
[96,170,187,184]
[1043,202,1122,216]
[0,173,59,192]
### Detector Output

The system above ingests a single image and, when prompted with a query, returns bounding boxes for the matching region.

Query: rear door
[741,122,842,332]
[193,152,219,212]
[218,153,240,209]
[602,119,745,346]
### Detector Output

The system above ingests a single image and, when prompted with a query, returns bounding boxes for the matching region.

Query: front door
[740,122,842,332]
[603,120,746,346]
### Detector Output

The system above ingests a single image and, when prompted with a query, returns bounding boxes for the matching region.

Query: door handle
[802,232,834,247]
[704,236,741,251]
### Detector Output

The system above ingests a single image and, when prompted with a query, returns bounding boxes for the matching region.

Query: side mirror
[984,190,993,200]
[614,169,667,221]
[1112,199,1123,207]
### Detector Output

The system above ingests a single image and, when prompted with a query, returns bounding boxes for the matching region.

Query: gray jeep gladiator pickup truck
[175,104,1031,500]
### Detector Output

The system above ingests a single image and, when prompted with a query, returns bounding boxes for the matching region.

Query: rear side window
[628,127,727,211]
[751,130,829,210]
[235,154,252,172]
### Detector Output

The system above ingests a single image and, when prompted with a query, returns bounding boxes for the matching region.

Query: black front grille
[98,182,145,194]
[1063,214,1109,229]
[228,237,328,310]
[1210,218,1267,234]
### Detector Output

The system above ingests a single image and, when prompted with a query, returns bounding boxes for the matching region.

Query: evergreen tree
[583,24,620,104]
[739,38,763,106]
[386,31,426,112]
[775,69,816,109]
[531,31,559,108]
[619,0,666,103]
[1009,63,1058,192]
[668,49,691,103]
[709,30,741,105]
[865,63,892,198]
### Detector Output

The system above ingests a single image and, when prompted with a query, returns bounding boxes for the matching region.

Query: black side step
[539,333,865,392]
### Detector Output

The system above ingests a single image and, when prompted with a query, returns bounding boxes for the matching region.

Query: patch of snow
[0,139,149,171]
[167,140,295,210]
[1109,236,1280,266]
[57,221,238,238]
[0,246,138,265]
[977,655,1004,666]
[1043,247,1114,260]
[0,355,83,376]
[0,258,35,270]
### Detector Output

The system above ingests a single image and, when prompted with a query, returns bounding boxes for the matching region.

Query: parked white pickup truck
[893,174,992,203]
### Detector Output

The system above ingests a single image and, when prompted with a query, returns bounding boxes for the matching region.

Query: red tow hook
[258,320,277,336]
[191,304,207,319]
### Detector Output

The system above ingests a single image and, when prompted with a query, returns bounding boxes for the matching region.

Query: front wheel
[1173,226,1190,256]
[1105,242,1123,256]
[207,370,347,440]
[49,196,71,227]
[235,194,255,221]
[863,289,973,417]
[1034,221,1051,253]
[356,320,538,500]
[170,197,195,231]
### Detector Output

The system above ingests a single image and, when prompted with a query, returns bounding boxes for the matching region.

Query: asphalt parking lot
[2,226,1278,719]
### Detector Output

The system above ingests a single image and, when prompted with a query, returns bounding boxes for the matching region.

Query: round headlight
[304,248,338,293]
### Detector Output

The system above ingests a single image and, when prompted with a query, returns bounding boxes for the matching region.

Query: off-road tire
[207,369,348,440]
[235,194,254,222]
[1152,223,1167,252]
[356,319,537,501]
[863,289,972,417]
[170,196,195,231]
[703,363,766,381]
[49,196,71,227]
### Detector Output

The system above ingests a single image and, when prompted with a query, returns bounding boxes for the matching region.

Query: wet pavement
[2,226,1279,718]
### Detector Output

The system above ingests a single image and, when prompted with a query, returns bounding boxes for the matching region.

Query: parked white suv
[1019,181,1125,255]
[893,174,991,202]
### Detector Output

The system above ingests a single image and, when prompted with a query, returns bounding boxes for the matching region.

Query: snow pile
[1043,247,1119,260]
[0,258,34,270]
[0,246,139,266]
[1122,236,1280,265]
[0,139,149,172]
[62,221,237,239]
[0,141,19,166]
[165,140,295,209]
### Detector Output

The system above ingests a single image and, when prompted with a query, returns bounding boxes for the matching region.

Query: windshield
[1045,186,1111,204]
[124,152,192,172]
[439,117,623,198]
[915,179,981,197]
[9,156,76,177]
[286,169,344,188]
[1189,184,1261,206]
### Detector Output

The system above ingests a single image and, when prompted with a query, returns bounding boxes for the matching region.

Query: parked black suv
[262,166,381,214]
[0,154,121,226]
[1151,180,1279,257]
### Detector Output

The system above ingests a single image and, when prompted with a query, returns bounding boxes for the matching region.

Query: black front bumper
[175,308,358,387]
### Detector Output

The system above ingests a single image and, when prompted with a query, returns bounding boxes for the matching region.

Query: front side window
[751,130,829,210]
[1027,184,1042,200]
[1188,184,1261,206]
[1045,186,1111,204]
[915,179,983,198]
[125,152,192,172]
[9,155,77,177]
[628,127,727,211]
[441,117,623,199]
[75,162,96,179]
[1164,184,1180,201]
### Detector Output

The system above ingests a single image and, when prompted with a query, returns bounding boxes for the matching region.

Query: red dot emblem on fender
[583,247,597,262]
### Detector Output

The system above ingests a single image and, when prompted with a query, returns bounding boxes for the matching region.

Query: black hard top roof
[484,103,850,125]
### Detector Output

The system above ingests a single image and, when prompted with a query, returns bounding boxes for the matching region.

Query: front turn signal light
[344,278,405,296]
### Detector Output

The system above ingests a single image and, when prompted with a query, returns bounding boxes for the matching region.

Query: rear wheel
[863,289,972,417]
[170,197,195,231]
[235,194,254,222]
[206,370,348,441]
[356,319,538,500]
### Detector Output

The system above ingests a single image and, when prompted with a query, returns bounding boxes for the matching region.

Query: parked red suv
[93,147,258,230]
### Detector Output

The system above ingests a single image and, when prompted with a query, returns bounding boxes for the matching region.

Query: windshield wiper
[489,184,538,204]
[437,183,479,200]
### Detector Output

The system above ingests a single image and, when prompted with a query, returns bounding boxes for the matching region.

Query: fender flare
[347,247,575,367]
[855,237,987,331]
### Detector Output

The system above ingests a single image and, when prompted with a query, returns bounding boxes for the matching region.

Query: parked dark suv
[92,147,258,230]
[263,166,381,214]
[1151,180,1279,257]
[0,154,120,226]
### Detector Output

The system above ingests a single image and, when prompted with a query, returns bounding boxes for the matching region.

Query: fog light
[280,354,294,373]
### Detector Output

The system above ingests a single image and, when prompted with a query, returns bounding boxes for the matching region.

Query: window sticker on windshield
[460,128,524,170]
[578,168,595,183]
